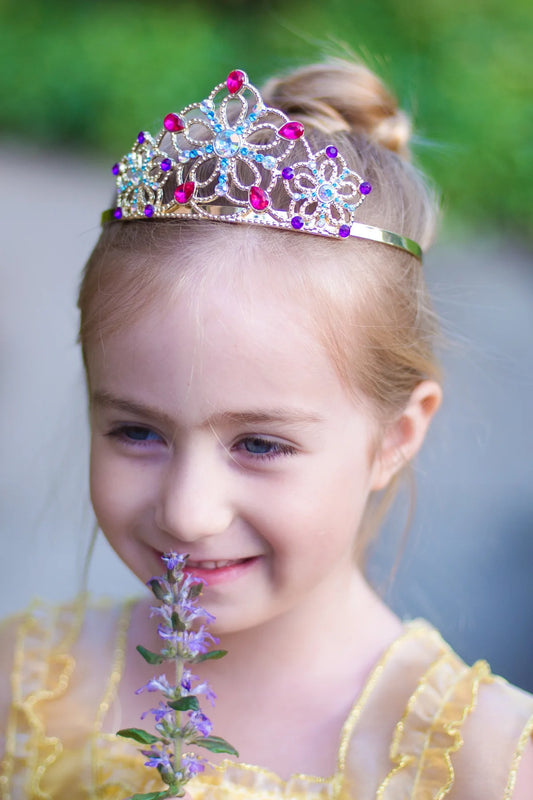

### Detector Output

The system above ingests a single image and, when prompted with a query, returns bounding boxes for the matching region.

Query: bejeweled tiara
[102,69,422,260]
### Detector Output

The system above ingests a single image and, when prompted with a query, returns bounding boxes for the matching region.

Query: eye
[107,425,165,446]
[233,436,296,461]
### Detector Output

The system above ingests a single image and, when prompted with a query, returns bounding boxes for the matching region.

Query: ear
[370,380,442,491]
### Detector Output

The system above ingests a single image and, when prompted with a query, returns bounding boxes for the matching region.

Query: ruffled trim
[376,654,492,800]
[503,709,533,799]
[3,597,85,800]
[93,748,335,800]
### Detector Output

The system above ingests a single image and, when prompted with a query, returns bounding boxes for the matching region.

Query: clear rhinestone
[263,156,276,170]
[317,183,336,203]
[214,129,242,157]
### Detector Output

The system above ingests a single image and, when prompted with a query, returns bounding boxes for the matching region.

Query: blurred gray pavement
[1,142,532,690]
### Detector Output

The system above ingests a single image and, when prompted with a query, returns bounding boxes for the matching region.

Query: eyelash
[105,426,297,462]
[232,437,297,462]
[106,425,165,447]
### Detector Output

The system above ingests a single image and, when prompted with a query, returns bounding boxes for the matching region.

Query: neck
[206,570,402,688]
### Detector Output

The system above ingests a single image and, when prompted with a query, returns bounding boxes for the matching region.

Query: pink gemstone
[227,70,246,94]
[278,121,305,140]
[249,186,269,211]
[164,113,185,133]
[174,181,195,204]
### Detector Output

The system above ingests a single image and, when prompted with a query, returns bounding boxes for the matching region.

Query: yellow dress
[1,598,532,800]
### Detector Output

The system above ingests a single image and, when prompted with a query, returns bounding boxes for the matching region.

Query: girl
[1,60,532,800]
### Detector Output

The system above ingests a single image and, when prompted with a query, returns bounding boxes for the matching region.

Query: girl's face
[88,259,390,634]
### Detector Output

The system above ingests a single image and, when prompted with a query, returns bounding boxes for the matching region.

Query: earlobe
[370,380,442,491]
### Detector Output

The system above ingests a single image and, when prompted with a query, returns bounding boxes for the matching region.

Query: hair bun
[261,59,412,159]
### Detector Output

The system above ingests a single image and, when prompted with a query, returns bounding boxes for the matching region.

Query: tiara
[102,69,422,260]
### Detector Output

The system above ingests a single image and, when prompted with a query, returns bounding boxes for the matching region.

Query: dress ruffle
[3,599,84,800]
[376,652,492,799]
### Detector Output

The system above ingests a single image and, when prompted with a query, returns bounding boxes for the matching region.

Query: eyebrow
[91,390,324,429]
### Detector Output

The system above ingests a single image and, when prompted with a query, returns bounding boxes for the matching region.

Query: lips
[186,558,249,570]
[182,555,259,585]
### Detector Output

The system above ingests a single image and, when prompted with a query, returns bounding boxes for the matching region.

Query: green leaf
[136,644,165,665]
[147,578,171,602]
[171,611,186,632]
[116,727,159,744]
[168,694,200,712]
[195,735,239,756]
[130,792,170,800]
[194,649,228,662]
[188,582,203,600]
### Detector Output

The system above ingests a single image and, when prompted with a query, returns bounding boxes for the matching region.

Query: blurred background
[1,0,532,690]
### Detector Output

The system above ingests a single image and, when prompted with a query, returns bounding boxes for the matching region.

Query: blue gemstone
[241,147,249,155]
[205,144,213,153]
[249,113,257,122]
[255,153,264,163]
[214,129,241,157]
[214,123,223,133]
[236,126,244,134]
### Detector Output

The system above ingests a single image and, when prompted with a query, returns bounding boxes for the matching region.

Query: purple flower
[193,680,217,706]
[141,744,172,771]
[180,626,219,658]
[141,702,173,723]
[180,669,197,692]
[135,675,173,696]
[162,552,188,570]
[188,710,213,737]
[182,753,206,777]
[157,624,180,644]
[181,669,216,705]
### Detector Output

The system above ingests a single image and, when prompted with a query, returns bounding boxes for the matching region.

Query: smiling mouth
[186,558,252,570]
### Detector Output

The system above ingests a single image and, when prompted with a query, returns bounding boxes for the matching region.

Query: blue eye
[108,425,164,445]
[235,437,296,461]
[243,437,276,455]
[123,426,161,441]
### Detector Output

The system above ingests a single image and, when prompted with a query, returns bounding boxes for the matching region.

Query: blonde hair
[78,58,441,559]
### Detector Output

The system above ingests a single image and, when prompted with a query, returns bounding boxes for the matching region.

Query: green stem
[174,655,183,775]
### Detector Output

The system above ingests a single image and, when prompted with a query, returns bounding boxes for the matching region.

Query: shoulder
[341,620,533,799]
[0,596,135,756]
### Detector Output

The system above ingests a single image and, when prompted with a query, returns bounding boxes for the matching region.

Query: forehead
[85,264,353,422]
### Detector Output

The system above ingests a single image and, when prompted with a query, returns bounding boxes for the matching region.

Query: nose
[155,441,234,543]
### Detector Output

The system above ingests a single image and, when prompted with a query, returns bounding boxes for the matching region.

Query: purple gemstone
[144,204,154,217]
[291,215,304,230]
[137,132,145,144]
[282,167,294,180]
[112,162,120,175]
[113,207,123,219]
[160,158,172,171]
[359,182,372,195]
[338,225,351,238]
[325,146,338,159]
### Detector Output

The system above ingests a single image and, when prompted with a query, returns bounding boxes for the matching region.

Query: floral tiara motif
[102,69,422,260]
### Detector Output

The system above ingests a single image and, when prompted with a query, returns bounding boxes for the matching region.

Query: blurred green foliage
[1,0,531,236]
